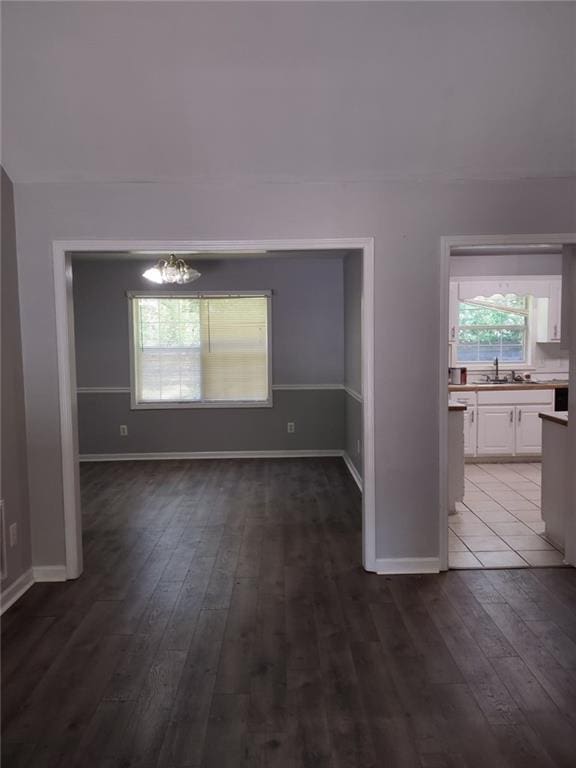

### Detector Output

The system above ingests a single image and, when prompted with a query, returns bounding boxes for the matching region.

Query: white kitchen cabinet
[476,406,515,456]
[451,387,555,457]
[463,408,477,456]
[452,392,477,456]
[536,279,562,342]
[515,405,553,455]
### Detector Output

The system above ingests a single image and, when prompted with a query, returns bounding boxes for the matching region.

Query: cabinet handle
[518,409,522,423]
[553,324,558,339]
[510,410,514,423]
[471,410,474,423]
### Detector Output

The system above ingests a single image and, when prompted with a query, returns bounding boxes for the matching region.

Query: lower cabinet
[515,405,553,454]
[463,408,477,457]
[451,388,556,457]
[477,406,515,456]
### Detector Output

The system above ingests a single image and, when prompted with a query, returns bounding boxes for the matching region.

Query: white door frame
[53,237,377,579]
[439,232,576,571]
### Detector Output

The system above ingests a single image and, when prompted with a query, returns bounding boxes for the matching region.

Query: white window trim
[127,290,273,410]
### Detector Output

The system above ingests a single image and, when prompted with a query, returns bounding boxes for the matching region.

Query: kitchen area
[447,252,571,569]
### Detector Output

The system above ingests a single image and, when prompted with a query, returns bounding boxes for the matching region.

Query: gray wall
[343,253,363,475]
[72,255,345,455]
[345,396,363,479]
[344,254,362,395]
[73,255,344,387]
[1,168,31,592]
[13,176,576,569]
[78,390,344,456]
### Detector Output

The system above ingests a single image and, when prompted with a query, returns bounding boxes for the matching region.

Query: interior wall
[13,176,576,569]
[1,168,31,593]
[343,253,363,477]
[72,255,346,456]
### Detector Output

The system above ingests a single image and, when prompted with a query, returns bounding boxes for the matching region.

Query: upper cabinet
[536,278,562,343]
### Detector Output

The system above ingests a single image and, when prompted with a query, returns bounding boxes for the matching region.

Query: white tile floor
[449,462,566,569]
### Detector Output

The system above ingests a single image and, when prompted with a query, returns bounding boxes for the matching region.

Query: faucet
[494,357,499,381]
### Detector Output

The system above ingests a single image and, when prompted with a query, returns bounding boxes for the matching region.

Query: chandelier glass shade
[142,254,201,284]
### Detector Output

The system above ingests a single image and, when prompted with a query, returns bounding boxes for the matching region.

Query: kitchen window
[456,293,529,364]
[128,292,271,408]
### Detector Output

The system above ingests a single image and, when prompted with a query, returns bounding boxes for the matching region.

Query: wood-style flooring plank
[3,457,576,768]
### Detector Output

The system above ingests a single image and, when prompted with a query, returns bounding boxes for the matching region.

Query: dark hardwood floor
[3,458,576,767]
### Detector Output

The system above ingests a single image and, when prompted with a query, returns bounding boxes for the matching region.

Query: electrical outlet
[120,425,128,436]
[357,439,361,455]
[287,422,295,434]
[9,523,17,548]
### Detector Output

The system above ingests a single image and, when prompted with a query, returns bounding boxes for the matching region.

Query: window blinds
[131,294,270,406]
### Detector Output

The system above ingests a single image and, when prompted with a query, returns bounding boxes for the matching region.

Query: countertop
[449,382,568,392]
[539,411,568,426]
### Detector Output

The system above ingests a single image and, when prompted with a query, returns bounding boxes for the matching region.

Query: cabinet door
[463,408,477,456]
[536,280,562,342]
[548,280,562,342]
[477,406,515,456]
[515,405,551,455]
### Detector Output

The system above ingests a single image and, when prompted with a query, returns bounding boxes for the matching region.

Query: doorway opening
[439,235,576,570]
[53,239,376,579]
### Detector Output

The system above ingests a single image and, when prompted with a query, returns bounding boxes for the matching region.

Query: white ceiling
[2,2,575,183]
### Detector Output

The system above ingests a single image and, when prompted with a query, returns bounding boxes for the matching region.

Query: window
[129,292,271,408]
[456,293,529,364]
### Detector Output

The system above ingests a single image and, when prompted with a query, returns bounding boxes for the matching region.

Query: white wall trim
[54,247,83,579]
[80,449,345,462]
[342,453,363,492]
[374,557,440,575]
[272,384,344,391]
[77,387,131,394]
[344,385,363,403]
[32,565,68,582]
[54,237,376,577]
[439,233,576,572]
[0,569,34,615]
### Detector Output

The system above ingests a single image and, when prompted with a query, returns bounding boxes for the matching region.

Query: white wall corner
[374,557,440,575]
[32,565,68,582]
[0,569,34,614]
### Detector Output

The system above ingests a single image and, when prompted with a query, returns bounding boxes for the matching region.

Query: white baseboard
[32,565,67,582]
[80,449,344,462]
[342,453,363,492]
[374,557,440,575]
[0,569,34,615]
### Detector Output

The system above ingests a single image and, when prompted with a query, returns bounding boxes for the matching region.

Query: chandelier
[142,254,201,284]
